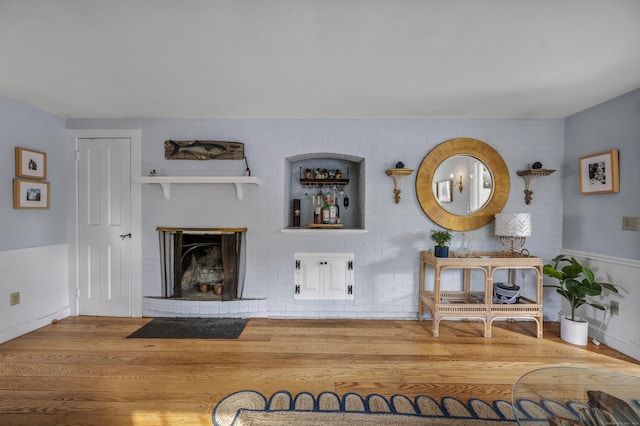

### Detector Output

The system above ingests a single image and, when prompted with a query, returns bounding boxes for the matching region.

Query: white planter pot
[560,316,589,346]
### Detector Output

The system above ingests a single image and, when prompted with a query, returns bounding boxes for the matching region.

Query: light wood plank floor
[0,316,638,425]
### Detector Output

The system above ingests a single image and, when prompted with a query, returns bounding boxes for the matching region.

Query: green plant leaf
[599,282,619,293]
[543,265,564,280]
[565,279,585,295]
[581,286,601,297]
[582,267,595,283]
[563,260,582,279]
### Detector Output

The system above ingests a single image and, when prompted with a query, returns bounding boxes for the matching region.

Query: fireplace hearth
[158,227,246,301]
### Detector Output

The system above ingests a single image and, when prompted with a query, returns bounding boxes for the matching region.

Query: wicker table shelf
[419,251,543,338]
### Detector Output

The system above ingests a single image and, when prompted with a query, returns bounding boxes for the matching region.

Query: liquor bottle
[329,199,337,224]
[293,199,301,227]
[313,204,321,224]
[321,197,330,224]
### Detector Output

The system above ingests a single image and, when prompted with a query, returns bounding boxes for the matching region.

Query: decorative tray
[305,223,344,228]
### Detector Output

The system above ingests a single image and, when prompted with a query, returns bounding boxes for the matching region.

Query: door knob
[120,233,132,240]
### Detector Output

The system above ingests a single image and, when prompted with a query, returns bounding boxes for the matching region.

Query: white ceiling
[1,0,639,119]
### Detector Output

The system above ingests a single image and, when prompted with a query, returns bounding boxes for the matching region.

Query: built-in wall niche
[284,153,365,233]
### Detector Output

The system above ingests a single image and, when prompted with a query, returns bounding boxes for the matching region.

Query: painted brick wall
[68,118,565,319]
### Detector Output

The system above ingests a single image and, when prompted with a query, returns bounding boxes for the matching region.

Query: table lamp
[495,213,532,255]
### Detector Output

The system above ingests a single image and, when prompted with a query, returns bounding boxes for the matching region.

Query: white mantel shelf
[136,176,261,200]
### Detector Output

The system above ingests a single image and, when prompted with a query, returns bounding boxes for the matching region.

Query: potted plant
[429,228,453,258]
[543,255,619,346]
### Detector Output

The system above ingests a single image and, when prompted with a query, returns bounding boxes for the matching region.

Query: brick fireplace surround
[142,228,267,318]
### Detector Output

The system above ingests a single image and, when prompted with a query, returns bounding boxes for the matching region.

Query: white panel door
[77,138,132,316]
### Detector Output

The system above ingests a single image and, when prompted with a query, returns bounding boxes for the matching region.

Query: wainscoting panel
[0,244,70,343]
[562,249,640,361]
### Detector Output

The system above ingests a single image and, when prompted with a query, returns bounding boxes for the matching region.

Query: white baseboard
[0,306,70,344]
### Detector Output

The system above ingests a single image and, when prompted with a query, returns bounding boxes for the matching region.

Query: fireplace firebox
[157,227,246,301]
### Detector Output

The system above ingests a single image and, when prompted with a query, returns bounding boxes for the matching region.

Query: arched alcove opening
[285,153,365,230]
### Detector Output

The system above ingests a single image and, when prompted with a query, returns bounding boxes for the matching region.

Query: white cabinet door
[297,257,323,299]
[294,253,354,300]
[323,258,353,299]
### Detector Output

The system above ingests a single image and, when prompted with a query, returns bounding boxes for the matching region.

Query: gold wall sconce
[516,168,555,204]
[451,174,463,193]
[386,167,414,203]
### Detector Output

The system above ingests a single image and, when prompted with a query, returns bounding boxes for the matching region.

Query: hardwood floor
[0,316,638,425]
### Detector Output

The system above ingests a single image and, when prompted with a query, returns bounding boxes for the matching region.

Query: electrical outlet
[610,300,619,315]
[622,216,640,231]
[10,292,20,306]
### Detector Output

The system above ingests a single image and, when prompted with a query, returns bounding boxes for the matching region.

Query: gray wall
[564,89,640,260]
[68,118,566,319]
[0,95,68,250]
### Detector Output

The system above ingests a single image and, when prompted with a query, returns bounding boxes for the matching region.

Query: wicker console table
[418,251,543,338]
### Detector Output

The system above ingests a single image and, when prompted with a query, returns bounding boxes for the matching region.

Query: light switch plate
[622,216,640,231]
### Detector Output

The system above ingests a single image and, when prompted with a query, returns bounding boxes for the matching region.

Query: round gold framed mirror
[415,138,510,231]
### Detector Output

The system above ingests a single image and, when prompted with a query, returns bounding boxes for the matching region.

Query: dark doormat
[126,317,248,339]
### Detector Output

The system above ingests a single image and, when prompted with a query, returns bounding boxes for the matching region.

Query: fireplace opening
[158,228,246,301]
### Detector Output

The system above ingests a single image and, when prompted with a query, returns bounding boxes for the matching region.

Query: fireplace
[158,228,246,301]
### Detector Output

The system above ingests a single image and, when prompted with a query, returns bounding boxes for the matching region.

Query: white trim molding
[562,248,640,269]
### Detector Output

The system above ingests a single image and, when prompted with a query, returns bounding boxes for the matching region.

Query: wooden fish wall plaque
[164,140,245,160]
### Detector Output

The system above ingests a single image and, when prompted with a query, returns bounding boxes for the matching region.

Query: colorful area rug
[127,317,248,339]
[212,390,590,425]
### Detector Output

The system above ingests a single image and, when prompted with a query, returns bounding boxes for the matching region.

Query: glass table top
[511,366,640,425]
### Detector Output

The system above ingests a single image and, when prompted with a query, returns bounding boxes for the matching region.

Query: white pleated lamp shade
[494,213,532,237]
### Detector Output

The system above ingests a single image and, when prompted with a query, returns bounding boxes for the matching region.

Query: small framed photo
[15,147,47,180]
[437,180,452,203]
[579,149,619,194]
[13,179,50,209]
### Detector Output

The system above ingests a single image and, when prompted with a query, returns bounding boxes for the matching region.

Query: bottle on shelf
[293,198,301,227]
[329,198,337,224]
[313,202,322,224]
[321,197,330,224]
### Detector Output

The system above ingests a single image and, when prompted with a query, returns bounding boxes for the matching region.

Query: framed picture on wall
[437,180,451,203]
[579,149,619,194]
[15,147,47,180]
[13,179,50,209]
